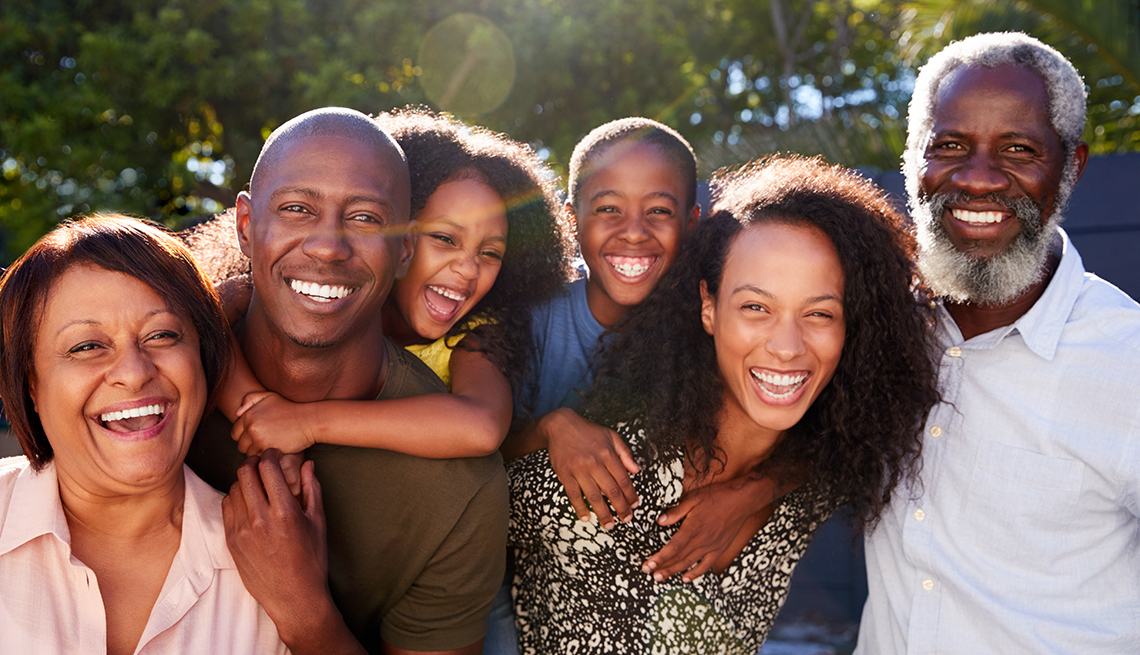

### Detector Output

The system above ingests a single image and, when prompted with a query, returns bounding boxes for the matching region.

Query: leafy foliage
[2,0,1137,260]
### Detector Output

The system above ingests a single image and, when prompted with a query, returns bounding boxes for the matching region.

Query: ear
[235,191,254,258]
[686,203,701,232]
[394,221,415,281]
[1071,141,1090,184]
[699,279,715,336]
[28,377,37,414]
[565,200,578,233]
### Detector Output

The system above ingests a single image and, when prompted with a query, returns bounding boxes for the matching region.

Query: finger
[597,463,634,522]
[642,527,692,574]
[559,476,593,525]
[236,391,273,417]
[681,553,716,583]
[301,460,326,537]
[610,431,640,475]
[256,449,295,507]
[236,455,270,515]
[656,492,702,527]
[579,478,616,530]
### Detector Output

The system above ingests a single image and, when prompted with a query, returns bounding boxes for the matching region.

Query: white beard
[912,158,1078,305]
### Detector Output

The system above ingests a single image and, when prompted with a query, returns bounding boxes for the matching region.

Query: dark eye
[480,249,504,261]
[595,205,619,214]
[742,303,767,313]
[146,330,180,344]
[281,204,309,214]
[68,341,101,354]
[348,213,381,225]
[429,233,456,246]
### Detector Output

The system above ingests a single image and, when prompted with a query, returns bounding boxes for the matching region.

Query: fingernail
[657,515,668,524]
[621,514,632,523]
[682,576,690,583]
[653,572,664,582]
[631,499,640,509]
[603,521,615,530]
[645,561,657,571]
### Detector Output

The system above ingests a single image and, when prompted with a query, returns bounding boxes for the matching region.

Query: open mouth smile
[98,402,167,437]
[951,209,1008,225]
[424,285,470,321]
[289,278,358,303]
[604,255,657,280]
[750,369,808,400]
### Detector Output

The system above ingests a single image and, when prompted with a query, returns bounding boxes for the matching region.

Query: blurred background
[3,0,1138,261]
[3,2,1140,652]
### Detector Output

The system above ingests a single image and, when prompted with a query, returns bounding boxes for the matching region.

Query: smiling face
[573,142,698,327]
[236,134,412,349]
[388,176,508,343]
[31,265,206,494]
[913,64,1087,304]
[701,222,845,439]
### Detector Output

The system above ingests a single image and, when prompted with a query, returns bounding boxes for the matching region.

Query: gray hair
[903,32,1087,208]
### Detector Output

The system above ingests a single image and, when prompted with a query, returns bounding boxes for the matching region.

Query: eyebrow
[588,189,679,204]
[270,186,395,211]
[933,129,1046,142]
[55,309,177,338]
[732,285,842,304]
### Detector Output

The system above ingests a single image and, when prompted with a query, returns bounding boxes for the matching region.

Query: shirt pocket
[964,440,1085,559]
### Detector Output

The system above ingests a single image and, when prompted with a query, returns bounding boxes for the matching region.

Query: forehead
[932,64,1056,139]
[723,222,844,292]
[256,135,409,215]
[581,142,685,192]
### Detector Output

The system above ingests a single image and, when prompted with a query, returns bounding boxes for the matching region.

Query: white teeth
[613,262,650,277]
[429,285,468,301]
[290,279,354,301]
[750,370,808,399]
[101,403,163,423]
[952,209,1005,224]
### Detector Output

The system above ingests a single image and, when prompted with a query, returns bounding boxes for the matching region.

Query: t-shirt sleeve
[380,466,509,651]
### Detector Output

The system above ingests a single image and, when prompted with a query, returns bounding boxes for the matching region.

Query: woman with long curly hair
[196,107,575,460]
[507,156,940,654]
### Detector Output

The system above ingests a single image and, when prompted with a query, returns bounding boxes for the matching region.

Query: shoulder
[381,338,449,399]
[0,457,29,530]
[1070,274,1140,356]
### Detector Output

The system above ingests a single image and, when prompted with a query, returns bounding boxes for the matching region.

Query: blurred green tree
[2,0,1137,261]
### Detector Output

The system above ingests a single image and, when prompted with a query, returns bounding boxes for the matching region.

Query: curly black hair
[374,107,575,397]
[582,156,940,531]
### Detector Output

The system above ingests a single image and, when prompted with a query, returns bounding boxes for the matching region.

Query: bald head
[250,107,410,209]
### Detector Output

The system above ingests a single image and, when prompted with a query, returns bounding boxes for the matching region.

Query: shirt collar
[0,461,235,582]
[934,228,1086,361]
[0,460,71,557]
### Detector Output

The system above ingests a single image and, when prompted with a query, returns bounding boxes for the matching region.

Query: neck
[57,468,185,542]
[584,280,627,329]
[380,295,425,348]
[945,235,1063,340]
[701,400,785,482]
[241,297,389,402]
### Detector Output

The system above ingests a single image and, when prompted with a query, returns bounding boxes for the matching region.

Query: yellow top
[403,317,490,389]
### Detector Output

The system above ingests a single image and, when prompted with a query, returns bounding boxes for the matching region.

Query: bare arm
[232,345,512,459]
[221,450,366,655]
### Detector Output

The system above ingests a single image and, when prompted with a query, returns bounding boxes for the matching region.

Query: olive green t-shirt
[186,338,508,653]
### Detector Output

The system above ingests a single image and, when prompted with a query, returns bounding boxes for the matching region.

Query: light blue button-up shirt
[856,230,1140,654]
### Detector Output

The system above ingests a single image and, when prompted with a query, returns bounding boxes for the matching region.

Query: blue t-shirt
[523,277,606,417]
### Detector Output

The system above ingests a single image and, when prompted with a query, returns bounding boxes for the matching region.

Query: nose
[450,250,480,281]
[765,317,807,362]
[301,215,352,263]
[950,150,1011,197]
[106,345,157,391]
[617,215,650,244]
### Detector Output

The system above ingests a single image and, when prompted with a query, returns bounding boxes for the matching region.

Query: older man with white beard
[855,33,1140,654]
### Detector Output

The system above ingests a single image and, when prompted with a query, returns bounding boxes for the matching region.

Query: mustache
[926,191,1042,215]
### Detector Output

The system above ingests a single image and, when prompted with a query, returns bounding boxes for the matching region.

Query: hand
[279,451,306,500]
[643,473,786,583]
[544,408,640,530]
[221,449,343,651]
[232,391,318,456]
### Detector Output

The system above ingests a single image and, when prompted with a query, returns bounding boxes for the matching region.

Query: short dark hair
[0,214,230,470]
[584,156,940,531]
[567,117,698,212]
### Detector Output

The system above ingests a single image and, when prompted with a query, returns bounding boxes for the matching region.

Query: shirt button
[923,579,935,591]
[914,509,926,521]
[946,346,962,358]
[930,425,943,438]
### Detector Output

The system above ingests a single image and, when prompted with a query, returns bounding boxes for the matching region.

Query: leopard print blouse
[507,421,829,655]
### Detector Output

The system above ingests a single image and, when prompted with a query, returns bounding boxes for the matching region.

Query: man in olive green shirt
[186,107,507,655]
